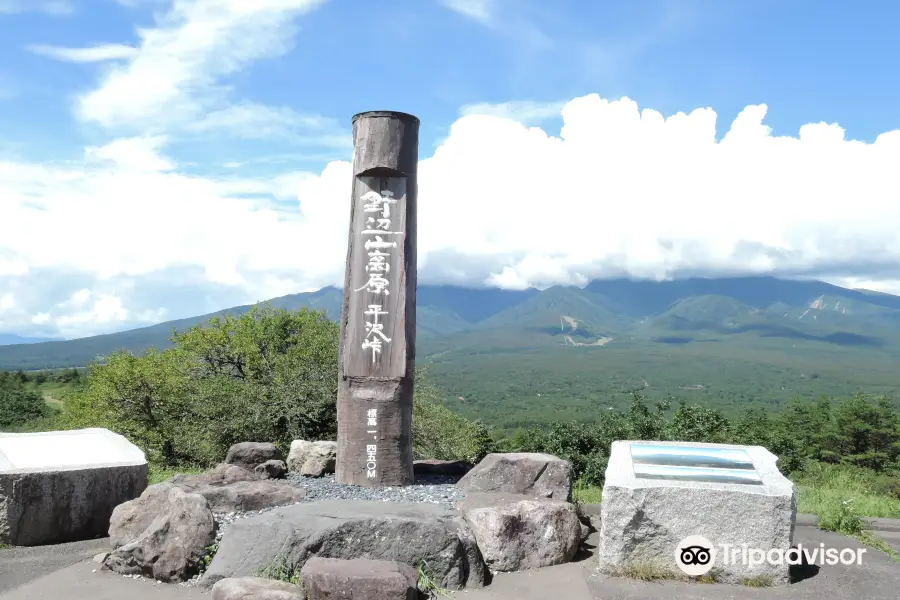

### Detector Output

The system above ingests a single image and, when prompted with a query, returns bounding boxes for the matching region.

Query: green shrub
[59,305,339,467]
[0,381,51,429]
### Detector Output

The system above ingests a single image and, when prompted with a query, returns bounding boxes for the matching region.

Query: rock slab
[211,577,305,600]
[301,557,419,600]
[168,463,306,513]
[225,442,283,471]
[597,440,796,585]
[456,453,572,501]
[104,486,216,582]
[201,499,486,590]
[0,428,147,546]
[459,492,583,572]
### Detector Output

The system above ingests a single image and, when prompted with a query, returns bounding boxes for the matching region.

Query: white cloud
[441,0,496,24]
[84,135,174,171]
[0,293,14,313]
[461,100,566,125]
[39,289,133,336]
[27,43,139,63]
[76,0,327,132]
[4,94,900,337]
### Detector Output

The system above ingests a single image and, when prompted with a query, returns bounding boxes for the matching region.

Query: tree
[63,305,340,466]
[824,393,900,471]
[60,348,195,464]
[773,396,831,463]
[667,402,731,443]
[0,380,50,429]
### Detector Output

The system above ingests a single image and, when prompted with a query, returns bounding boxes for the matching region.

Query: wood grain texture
[336,111,418,487]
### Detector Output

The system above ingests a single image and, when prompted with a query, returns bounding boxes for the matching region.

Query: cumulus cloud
[4,94,900,338]
[76,0,326,132]
[27,43,139,62]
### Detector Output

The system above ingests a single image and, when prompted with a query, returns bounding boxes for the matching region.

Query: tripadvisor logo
[675,535,716,576]
[675,535,868,575]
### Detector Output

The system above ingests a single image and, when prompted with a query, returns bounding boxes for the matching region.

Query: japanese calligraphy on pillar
[365,407,378,478]
[336,110,417,487]
[343,177,408,378]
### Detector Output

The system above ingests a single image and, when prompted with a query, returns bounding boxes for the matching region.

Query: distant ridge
[1,276,900,371]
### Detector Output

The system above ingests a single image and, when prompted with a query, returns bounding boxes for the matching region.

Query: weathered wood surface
[335,111,418,487]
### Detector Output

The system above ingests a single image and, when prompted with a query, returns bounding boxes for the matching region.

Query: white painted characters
[361,189,396,220]
[366,408,378,478]
[366,443,377,479]
[356,189,404,363]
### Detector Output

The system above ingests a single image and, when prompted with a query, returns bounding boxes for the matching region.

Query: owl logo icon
[675,535,716,576]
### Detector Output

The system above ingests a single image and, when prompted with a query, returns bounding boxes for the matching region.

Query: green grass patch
[148,464,206,485]
[611,561,681,581]
[796,463,900,560]
[740,574,773,587]
[794,462,900,519]
[256,555,302,585]
[572,482,602,505]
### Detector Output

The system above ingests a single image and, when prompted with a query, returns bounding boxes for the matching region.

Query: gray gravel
[214,473,464,530]
[183,473,466,586]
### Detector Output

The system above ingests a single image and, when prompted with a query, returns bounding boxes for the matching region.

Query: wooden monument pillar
[335,111,419,486]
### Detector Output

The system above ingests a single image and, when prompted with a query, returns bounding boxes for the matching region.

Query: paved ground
[0,561,208,600]
[452,528,900,600]
[2,526,898,600]
[0,537,110,596]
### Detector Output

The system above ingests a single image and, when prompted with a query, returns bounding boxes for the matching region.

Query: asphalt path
[2,524,898,599]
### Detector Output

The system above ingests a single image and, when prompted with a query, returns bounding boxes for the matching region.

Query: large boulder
[168,463,306,513]
[201,500,486,591]
[225,442,283,471]
[109,482,177,548]
[287,440,337,477]
[458,492,583,572]
[211,577,305,600]
[456,453,572,501]
[255,459,288,480]
[301,557,419,600]
[104,486,216,582]
[0,428,147,546]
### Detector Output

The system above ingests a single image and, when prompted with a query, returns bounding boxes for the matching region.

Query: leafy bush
[0,381,51,429]
[60,305,339,466]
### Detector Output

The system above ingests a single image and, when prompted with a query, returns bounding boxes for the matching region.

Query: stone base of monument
[597,440,796,585]
[0,427,147,546]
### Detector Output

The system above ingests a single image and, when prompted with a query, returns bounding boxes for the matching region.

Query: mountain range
[2,276,899,426]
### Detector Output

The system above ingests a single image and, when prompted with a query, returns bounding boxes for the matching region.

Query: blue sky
[1,0,899,339]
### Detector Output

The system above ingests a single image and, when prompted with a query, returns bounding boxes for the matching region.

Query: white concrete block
[597,440,796,585]
[0,428,148,546]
